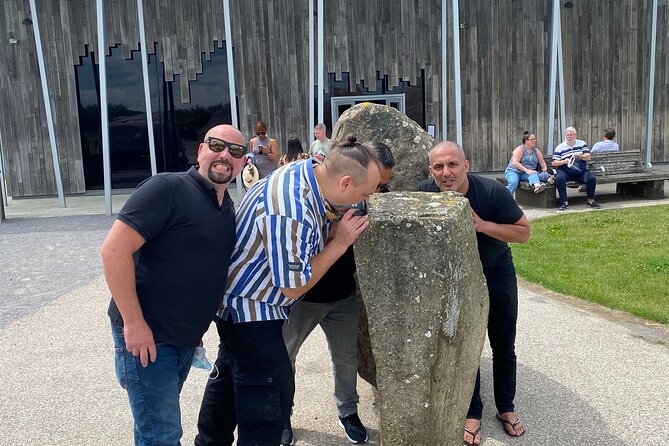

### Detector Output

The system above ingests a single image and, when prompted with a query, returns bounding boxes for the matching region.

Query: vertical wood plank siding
[0,0,668,196]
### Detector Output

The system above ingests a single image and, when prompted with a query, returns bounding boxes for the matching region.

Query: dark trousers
[195,316,294,446]
[555,168,597,204]
[467,256,518,419]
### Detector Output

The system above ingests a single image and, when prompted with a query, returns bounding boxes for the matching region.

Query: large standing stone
[331,103,434,191]
[355,191,489,446]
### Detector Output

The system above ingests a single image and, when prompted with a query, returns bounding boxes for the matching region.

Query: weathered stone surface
[354,191,489,446]
[332,103,434,191]
[356,285,377,387]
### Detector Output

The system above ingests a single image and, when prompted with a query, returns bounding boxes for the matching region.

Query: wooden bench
[497,150,669,208]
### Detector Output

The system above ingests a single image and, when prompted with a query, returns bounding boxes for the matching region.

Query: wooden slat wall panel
[0,0,238,196]
[653,0,669,160]
[0,0,86,196]
[452,0,669,171]
[3,0,669,197]
[229,0,310,149]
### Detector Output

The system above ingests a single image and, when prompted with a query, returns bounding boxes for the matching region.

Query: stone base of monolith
[354,191,489,446]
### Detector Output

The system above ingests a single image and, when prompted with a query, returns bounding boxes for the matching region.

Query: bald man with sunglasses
[101,124,248,446]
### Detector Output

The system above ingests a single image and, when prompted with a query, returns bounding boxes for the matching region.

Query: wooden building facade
[1,0,668,197]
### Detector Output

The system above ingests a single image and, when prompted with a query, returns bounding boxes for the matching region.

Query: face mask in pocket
[192,346,219,379]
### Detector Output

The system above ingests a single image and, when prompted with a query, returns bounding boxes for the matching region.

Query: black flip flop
[463,426,481,445]
[495,413,525,437]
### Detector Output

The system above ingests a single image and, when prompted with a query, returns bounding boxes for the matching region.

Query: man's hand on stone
[471,209,487,234]
[332,208,368,248]
[124,319,157,367]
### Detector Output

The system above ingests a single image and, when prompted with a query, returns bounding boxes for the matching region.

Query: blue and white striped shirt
[218,159,328,323]
[553,139,589,172]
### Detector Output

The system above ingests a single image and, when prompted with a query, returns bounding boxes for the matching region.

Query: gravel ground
[0,215,115,329]
[1,191,668,445]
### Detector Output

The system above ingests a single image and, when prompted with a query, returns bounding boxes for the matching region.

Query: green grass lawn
[511,205,669,325]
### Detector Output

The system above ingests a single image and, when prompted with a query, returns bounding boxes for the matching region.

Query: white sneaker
[547,176,555,185]
[533,183,546,194]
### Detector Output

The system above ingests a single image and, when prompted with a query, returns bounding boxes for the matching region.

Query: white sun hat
[242,164,259,189]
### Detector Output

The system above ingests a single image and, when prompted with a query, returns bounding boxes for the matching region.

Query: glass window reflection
[75,42,232,190]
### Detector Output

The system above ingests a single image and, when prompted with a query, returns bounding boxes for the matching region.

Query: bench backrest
[544,150,644,177]
[588,150,644,176]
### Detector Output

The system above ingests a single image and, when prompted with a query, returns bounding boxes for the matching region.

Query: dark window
[75,42,232,190]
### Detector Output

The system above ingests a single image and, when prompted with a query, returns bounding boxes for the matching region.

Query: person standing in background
[279,137,310,166]
[310,123,331,160]
[248,120,280,178]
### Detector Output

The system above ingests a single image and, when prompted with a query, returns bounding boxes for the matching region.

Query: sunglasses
[203,137,247,158]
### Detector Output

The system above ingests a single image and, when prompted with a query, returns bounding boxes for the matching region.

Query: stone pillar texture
[355,191,489,445]
[331,103,434,192]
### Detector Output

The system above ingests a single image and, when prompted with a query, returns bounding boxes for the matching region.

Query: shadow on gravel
[479,357,627,446]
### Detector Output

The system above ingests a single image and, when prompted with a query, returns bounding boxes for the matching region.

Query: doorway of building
[330,94,405,126]
[317,72,425,135]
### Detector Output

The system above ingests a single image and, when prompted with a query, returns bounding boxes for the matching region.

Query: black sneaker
[586,201,602,209]
[280,420,294,445]
[338,413,368,444]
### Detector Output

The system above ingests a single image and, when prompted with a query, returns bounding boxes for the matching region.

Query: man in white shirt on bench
[591,128,620,153]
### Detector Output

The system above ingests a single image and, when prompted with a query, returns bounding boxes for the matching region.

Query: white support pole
[308,0,315,144]
[547,0,559,155]
[557,8,566,142]
[0,129,7,207]
[441,0,448,141]
[451,0,462,146]
[0,130,5,221]
[317,0,324,125]
[223,0,243,202]
[644,0,659,168]
[29,0,66,207]
[223,0,238,128]
[137,0,157,176]
[97,0,112,215]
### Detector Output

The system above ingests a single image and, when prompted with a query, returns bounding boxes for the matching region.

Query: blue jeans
[504,169,550,194]
[283,292,360,417]
[112,324,196,446]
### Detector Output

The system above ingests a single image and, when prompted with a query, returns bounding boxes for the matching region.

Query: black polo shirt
[419,174,524,272]
[108,167,236,347]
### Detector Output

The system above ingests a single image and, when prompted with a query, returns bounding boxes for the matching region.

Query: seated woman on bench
[504,131,554,195]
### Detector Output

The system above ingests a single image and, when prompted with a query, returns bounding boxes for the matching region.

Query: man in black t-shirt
[280,142,395,446]
[100,124,248,445]
[418,141,530,445]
